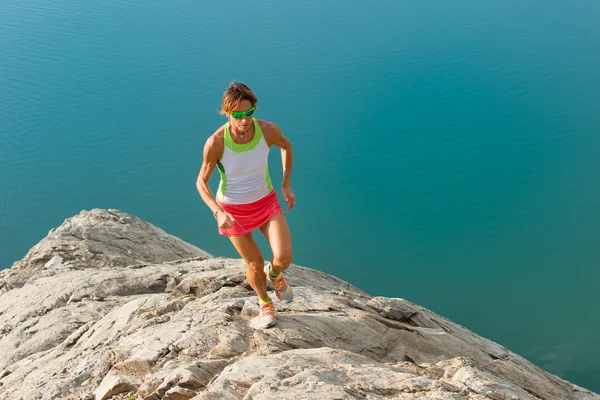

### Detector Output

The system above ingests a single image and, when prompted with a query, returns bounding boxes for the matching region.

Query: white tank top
[216,118,273,205]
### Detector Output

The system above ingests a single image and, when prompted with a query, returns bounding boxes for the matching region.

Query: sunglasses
[230,106,255,119]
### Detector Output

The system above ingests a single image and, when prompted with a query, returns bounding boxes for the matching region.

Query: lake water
[1,0,599,392]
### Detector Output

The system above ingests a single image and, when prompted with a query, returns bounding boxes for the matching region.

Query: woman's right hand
[215,209,236,229]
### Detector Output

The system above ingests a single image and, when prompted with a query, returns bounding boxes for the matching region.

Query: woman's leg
[260,213,292,275]
[229,233,269,300]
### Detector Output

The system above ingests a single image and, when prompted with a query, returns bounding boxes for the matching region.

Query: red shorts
[216,190,283,236]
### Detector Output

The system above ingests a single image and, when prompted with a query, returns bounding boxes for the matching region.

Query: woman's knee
[273,250,292,269]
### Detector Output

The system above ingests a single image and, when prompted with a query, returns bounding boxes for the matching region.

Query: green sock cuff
[268,265,282,279]
[259,296,272,305]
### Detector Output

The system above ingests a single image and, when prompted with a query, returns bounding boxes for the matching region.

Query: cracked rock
[0,208,597,400]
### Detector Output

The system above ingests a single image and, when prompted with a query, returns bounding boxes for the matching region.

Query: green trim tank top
[216,118,273,205]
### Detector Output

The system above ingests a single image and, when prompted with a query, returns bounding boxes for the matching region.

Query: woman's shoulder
[204,125,225,156]
[208,124,226,142]
[256,119,280,135]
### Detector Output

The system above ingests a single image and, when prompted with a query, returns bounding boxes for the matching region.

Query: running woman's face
[228,99,255,134]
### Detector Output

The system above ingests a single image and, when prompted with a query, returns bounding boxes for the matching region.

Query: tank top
[216,118,273,205]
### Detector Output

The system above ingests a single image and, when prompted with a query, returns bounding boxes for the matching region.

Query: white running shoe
[259,301,276,328]
[264,263,294,303]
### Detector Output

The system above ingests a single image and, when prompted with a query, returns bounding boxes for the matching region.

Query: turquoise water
[2,0,599,392]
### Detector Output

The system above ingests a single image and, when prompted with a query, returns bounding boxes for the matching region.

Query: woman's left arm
[265,123,296,211]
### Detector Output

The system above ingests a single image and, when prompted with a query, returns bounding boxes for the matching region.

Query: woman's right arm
[196,135,235,229]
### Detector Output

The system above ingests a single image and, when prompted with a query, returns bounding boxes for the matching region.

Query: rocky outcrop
[0,209,597,400]
[0,208,210,293]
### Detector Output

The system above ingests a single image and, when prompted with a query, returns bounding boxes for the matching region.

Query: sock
[268,264,282,279]
[259,296,272,305]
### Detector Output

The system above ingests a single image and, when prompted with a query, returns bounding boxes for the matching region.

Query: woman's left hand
[281,186,296,211]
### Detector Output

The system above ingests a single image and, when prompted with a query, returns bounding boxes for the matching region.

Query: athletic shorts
[216,190,283,236]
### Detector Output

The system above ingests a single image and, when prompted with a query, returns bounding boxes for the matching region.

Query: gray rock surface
[0,208,597,400]
[0,208,210,293]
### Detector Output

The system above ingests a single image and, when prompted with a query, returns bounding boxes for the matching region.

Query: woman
[196,81,296,329]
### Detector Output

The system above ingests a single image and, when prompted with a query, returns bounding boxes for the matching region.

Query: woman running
[196,81,296,328]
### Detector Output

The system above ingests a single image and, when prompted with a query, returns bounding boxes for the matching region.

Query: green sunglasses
[230,106,255,119]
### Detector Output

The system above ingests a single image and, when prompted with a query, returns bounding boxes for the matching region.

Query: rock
[1,209,210,292]
[0,208,597,400]
[94,369,140,399]
[163,386,197,400]
[450,366,540,399]
[195,348,459,399]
